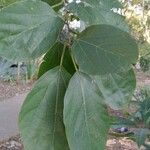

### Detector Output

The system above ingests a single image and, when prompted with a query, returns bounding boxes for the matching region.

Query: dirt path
[0,93,28,140]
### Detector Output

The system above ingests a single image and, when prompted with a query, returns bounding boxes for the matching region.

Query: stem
[65,21,78,71]
[69,28,79,35]
[60,45,66,68]
[52,0,64,9]
[71,53,78,71]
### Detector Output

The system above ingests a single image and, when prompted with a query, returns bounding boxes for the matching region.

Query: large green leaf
[72,25,138,75]
[64,72,111,150]
[92,69,136,110]
[0,0,64,61]
[66,1,128,32]
[19,67,70,150]
[38,42,75,78]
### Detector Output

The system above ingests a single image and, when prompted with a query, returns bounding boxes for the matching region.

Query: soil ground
[0,71,149,150]
[0,135,142,150]
[0,81,33,100]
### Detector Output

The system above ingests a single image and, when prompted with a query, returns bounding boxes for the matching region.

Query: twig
[60,45,66,68]
[52,0,64,9]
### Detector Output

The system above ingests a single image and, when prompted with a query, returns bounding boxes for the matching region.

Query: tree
[122,0,150,71]
[0,0,138,149]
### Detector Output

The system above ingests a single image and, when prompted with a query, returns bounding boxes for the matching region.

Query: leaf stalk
[71,53,78,71]
[52,0,64,9]
[60,44,66,68]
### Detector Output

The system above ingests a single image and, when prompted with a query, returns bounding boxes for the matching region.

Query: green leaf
[134,128,150,147]
[66,1,128,32]
[138,98,150,127]
[72,25,138,75]
[92,69,136,110]
[38,42,75,78]
[0,0,64,61]
[64,72,111,150]
[19,67,70,150]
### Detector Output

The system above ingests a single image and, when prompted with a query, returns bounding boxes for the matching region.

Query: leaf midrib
[52,71,61,147]
[78,74,91,142]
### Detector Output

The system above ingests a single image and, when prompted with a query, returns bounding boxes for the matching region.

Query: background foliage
[0,0,147,150]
